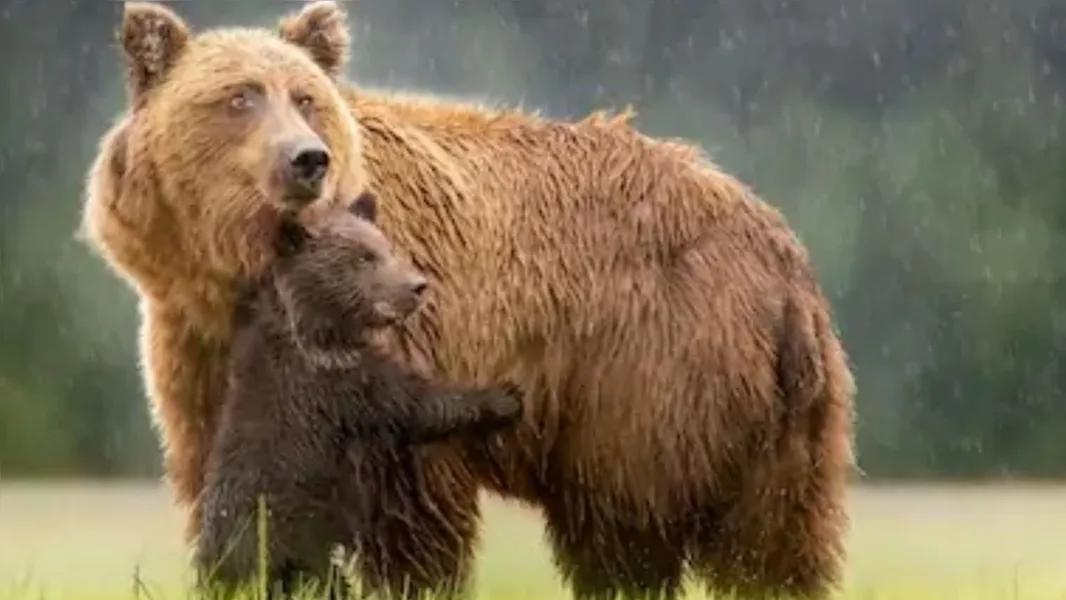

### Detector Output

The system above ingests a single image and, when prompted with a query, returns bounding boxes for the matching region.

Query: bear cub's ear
[276,216,311,258]
[278,0,351,79]
[348,191,378,222]
[120,2,191,103]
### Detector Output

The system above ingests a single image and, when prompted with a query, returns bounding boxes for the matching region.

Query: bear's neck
[146,273,243,342]
[255,288,369,372]
[294,337,365,371]
[292,318,369,372]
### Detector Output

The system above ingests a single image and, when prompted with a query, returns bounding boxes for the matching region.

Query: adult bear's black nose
[283,141,331,203]
[290,147,330,186]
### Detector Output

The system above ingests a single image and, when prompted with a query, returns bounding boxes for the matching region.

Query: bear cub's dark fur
[195,193,523,599]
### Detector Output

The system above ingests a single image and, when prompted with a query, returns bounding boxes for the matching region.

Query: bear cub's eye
[357,250,377,265]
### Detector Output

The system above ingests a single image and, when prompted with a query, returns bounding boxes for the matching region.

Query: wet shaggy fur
[81,2,856,599]
[196,202,523,599]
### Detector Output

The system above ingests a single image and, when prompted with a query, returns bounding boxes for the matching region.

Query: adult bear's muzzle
[281,137,331,204]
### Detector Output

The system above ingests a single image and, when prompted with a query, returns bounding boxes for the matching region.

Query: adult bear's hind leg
[543,494,686,600]
[687,403,852,600]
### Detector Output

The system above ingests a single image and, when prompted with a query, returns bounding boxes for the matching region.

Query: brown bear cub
[195,192,523,600]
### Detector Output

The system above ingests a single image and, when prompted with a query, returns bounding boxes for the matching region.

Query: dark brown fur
[82,3,856,599]
[196,200,522,599]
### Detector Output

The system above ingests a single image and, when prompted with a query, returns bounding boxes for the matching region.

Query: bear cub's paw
[474,382,524,430]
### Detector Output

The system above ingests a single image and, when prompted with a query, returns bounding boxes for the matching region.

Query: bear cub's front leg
[403,379,524,444]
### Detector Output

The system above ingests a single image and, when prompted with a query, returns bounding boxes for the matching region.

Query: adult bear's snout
[281,138,331,204]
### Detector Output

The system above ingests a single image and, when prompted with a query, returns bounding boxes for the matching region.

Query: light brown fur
[82,3,856,599]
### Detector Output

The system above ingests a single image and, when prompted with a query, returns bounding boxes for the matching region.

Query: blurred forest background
[0,0,1064,481]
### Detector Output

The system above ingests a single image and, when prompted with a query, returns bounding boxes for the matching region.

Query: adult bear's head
[83,1,364,300]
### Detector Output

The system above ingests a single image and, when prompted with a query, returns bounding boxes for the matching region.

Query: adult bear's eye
[294,92,315,116]
[224,84,262,114]
[231,92,249,110]
[230,91,251,112]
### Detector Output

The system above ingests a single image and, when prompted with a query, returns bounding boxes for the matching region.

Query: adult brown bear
[81,2,856,599]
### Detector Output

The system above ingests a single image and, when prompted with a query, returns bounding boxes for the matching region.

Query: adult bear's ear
[348,191,378,223]
[277,0,351,79]
[120,2,191,104]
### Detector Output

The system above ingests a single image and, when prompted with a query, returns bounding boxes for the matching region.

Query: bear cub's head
[270,192,428,355]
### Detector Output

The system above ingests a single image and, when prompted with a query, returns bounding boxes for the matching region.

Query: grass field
[1,482,1065,599]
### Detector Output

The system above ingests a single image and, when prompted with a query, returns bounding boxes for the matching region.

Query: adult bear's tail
[775,288,857,474]
[776,292,828,416]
